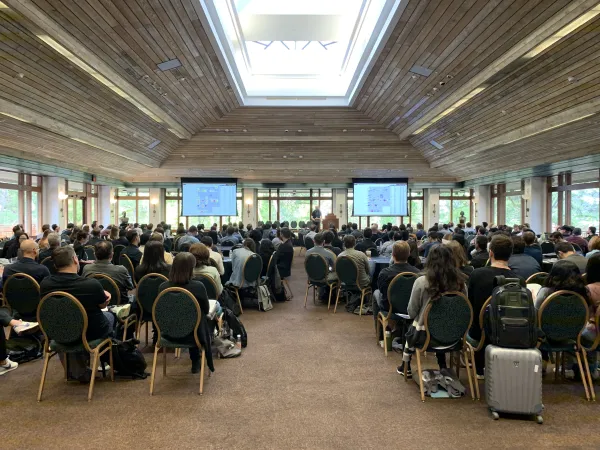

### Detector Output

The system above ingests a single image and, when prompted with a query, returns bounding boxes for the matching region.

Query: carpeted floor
[2,249,600,449]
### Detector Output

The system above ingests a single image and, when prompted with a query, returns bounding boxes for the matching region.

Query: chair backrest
[86,273,121,305]
[264,253,276,280]
[112,245,125,265]
[526,272,549,285]
[304,236,315,250]
[153,287,201,342]
[2,273,41,319]
[180,243,191,252]
[374,238,383,247]
[386,272,419,316]
[119,253,136,284]
[193,273,218,300]
[41,256,56,274]
[335,256,358,286]
[136,273,169,320]
[571,243,582,254]
[538,290,588,344]
[291,221,298,229]
[84,245,96,261]
[242,254,262,285]
[540,241,555,254]
[299,221,306,228]
[38,291,89,348]
[423,292,472,348]
[305,253,329,282]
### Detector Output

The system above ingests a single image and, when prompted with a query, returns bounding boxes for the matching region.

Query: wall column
[42,176,62,228]
[424,188,439,230]
[149,188,163,226]
[333,188,348,225]
[243,188,257,226]
[97,185,112,227]
[525,177,547,233]
[474,185,490,226]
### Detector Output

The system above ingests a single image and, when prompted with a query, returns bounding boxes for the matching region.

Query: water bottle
[385,331,392,352]
[236,334,242,350]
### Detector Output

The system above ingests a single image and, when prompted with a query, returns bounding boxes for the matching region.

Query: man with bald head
[1,238,50,290]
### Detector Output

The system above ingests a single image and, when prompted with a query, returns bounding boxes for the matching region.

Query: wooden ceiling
[0,0,598,183]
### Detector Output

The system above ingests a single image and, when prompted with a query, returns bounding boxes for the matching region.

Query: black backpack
[109,338,148,379]
[220,286,241,316]
[487,276,537,349]
[6,334,43,363]
[223,308,247,348]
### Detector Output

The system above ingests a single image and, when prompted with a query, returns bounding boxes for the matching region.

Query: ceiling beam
[187,134,406,142]
[429,98,600,169]
[4,0,192,141]
[0,98,160,168]
[398,0,600,139]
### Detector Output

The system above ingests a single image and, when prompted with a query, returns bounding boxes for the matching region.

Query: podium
[322,214,339,231]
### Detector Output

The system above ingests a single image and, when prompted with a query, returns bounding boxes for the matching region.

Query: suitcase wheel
[491,411,499,420]
[536,415,543,425]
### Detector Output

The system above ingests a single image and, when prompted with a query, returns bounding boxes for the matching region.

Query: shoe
[191,360,201,374]
[476,374,485,380]
[13,321,39,335]
[0,358,19,376]
[397,364,412,379]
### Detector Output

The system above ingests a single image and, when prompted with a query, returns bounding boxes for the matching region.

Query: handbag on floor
[258,285,273,311]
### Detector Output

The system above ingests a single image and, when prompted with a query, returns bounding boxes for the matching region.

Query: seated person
[40,246,115,342]
[88,228,102,246]
[323,230,342,256]
[258,239,275,277]
[587,236,600,259]
[72,231,90,262]
[355,228,378,256]
[271,229,282,249]
[1,225,22,258]
[419,231,442,258]
[228,239,258,288]
[469,235,489,268]
[508,236,541,280]
[222,226,241,245]
[38,232,61,262]
[398,245,467,378]
[0,308,39,375]
[522,231,543,265]
[534,260,589,310]
[373,241,420,334]
[583,256,600,375]
[201,236,224,275]
[158,253,213,374]
[141,232,174,264]
[190,243,223,297]
[275,228,294,279]
[134,241,172,283]
[566,227,589,254]
[468,234,520,378]
[306,233,337,299]
[4,231,28,260]
[350,223,363,240]
[82,241,134,302]
[123,229,143,268]
[112,228,129,247]
[338,235,371,289]
[446,240,473,278]
[1,240,50,293]
[305,224,317,240]
[555,241,588,274]
[176,226,200,250]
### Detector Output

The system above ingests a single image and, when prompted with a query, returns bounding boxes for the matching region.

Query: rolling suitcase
[485,345,544,424]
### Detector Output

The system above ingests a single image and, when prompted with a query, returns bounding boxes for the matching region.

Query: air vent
[147,139,161,149]
[430,140,444,150]
[403,97,429,119]
[157,58,182,71]
[409,65,433,77]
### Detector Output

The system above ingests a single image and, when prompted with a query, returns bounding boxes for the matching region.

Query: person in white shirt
[201,236,224,276]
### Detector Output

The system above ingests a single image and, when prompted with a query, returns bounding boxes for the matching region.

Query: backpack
[487,276,537,349]
[109,338,148,379]
[6,334,43,363]
[223,308,247,348]
[220,285,241,316]
[258,285,273,311]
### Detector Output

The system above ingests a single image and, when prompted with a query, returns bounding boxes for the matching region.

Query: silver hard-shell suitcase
[485,345,544,423]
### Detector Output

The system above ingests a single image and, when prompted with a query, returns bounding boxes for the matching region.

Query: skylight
[200,0,402,106]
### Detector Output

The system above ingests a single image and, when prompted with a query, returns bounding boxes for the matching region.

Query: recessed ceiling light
[297,129,302,132]
[181,155,185,158]
[370,129,375,131]
[243,129,247,132]
[157,58,182,71]
[361,129,365,132]
[299,155,303,159]
[225,129,229,132]
[283,155,287,158]
[284,129,288,132]
[404,155,407,158]
[342,129,347,132]
[147,139,161,149]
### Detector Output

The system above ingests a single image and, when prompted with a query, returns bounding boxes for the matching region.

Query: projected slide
[353,183,408,216]
[181,182,237,216]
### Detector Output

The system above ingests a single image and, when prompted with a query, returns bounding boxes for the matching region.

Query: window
[571,188,599,230]
[439,200,451,224]
[0,187,19,238]
[505,196,522,226]
[0,171,42,237]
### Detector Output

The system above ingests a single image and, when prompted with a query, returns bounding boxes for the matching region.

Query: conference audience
[122,229,143,268]
[446,240,473,278]
[82,241,134,302]
[228,238,258,288]
[508,236,541,280]
[323,230,342,256]
[523,231,543,265]
[355,228,378,256]
[399,245,467,378]
[587,236,600,259]
[141,232,174,265]
[38,232,60,262]
[177,225,200,250]
[258,239,275,277]
[275,228,294,279]
[339,235,371,289]
[72,231,90,261]
[0,240,50,295]
[4,230,28,259]
[198,236,223,275]
[555,241,588,274]
[157,253,213,374]
[134,241,172,283]
[534,260,589,310]
[190,243,223,297]
[565,226,589,253]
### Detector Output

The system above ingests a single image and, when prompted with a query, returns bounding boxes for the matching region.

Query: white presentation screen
[181,182,237,216]
[353,183,408,216]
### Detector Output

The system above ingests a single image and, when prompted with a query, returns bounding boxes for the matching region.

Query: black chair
[85,273,137,341]
[230,254,262,314]
[304,253,338,310]
[540,241,555,254]
[291,221,298,229]
[37,291,114,401]
[376,272,419,356]
[299,221,306,228]
[136,273,169,347]
[150,287,208,396]
[304,236,315,252]
[571,243,583,254]
[84,245,96,261]
[2,273,41,322]
[194,273,219,300]
[41,256,56,274]
[334,256,372,316]
[112,244,126,265]
[119,253,136,287]
[527,272,549,285]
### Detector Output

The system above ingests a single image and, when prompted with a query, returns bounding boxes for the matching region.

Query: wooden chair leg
[359,291,365,317]
[163,347,168,376]
[304,282,310,308]
[313,285,316,305]
[555,352,559,381]
[199,349,206,395]
[382,319,388,357]
[109,344,115,382]
[88,350,99,402]
[333,287,342,314]
[575,350,591,401]
[37,350,51,402]
[327,284,335,311]
[469,345,480,400]
[581,350,596,401]
[561,352,566,379]
[464,350,475,401]
[63,351,69,380]
[149,346,160,395]
[145,322,149,347]
[415,351,425,402]
[235,289,244,315]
